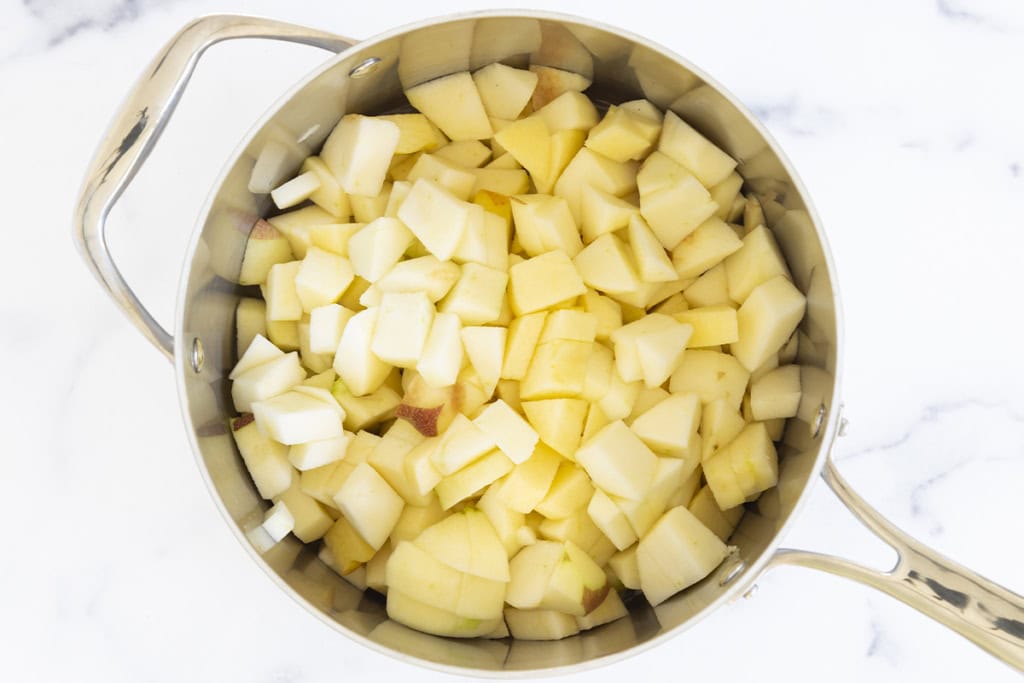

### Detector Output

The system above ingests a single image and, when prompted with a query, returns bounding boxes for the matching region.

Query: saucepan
[73,10,1024,676]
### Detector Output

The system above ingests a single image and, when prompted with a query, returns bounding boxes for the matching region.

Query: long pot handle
[73,15,355,361]
[771,438,1024,669]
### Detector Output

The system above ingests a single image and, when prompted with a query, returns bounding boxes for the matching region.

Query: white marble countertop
[3,0,1022,680]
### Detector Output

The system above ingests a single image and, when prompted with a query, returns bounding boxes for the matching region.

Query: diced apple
[608,546,640,590]
[596,365,641,422]
[627,214,677,282]
[608,313,677,383]
[436,449,514,510]
[439,262,509,325]
[432,412,496,475]
[407,153,478,201]
[301,156,350,218]
[334,462,404,549]
[576,586,628,631]
[499,443,562,513]
[252,388,344,445]
[264,261,303,321]
[390,497,446,543]
[366,255,461,305]
[587,489,636,551]
[630,392,701,457]
[554,147,638,222]
[346,217,415,283]
[574,233,642,295]
[350,182,391,223]
[478,482,528,556]
[585,105,658,162]
[730,275,806,372]
[469,167,530,197]
[634,321,694,388]
[510,194,582,257]
[397,179,474,260]
[704,422,778,510]
[235,298,267,358]
[271,170,320,210]
[638,167,717,250]
[504,607,579,640]
[272,484,334,542]
[501,311,547,381]
[386,540,462,608]
[671,217,744,279]
[323,515,376,574]
[386,590,500,638]
[321,114,400,196]
[239,220,294,285]
[509,251,586,316]
[308,222,363,256]
[369,291,434,368]
[494,117,551,187]
[529,65,592,109]
[435,140,493,168]
[658,110,737,187]
[267,205,336,258]
[580,185,637,244]
[669,349,750,410]
[333,307,392,396]
[294,247,355,312]
[406,72,493,141]
[230,414,294,499]
[520,340,592,400]
[700,398,747,462]
[473,399,540,464]
[637,505,729,606]
[581,291,622,341]
[688,485,744,542]
[377,113,447,154]
[307,304,353,354]
[461,326,506,395]
[535,91,599,132]
[673,305,738,347]
[683,263,731,308]
[521,398,588,457]
[750,364,801,420]
[539,129,588,194]
[534,462,594,519]
[472,63,538,119]
[575,420,657,500]
[231,352,305,413]
[288,432,351,470]
[709,171,743,221]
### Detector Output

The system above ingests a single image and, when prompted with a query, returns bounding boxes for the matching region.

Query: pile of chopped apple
[229,62,807,640]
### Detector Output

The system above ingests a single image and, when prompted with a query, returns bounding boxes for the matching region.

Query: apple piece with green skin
[473,62,538,120]
[730,275,807,372]
[333,462,405,550]
[239,220,294,285]
[575,420,657,500]
[230,413,294,500]
[386,590,501,638]
[472,399,539,464]
[230,352,305,413]
[332,307,392,397]
[750,364,801,420]
[405,72,493,141]
[637,505,729,606]
[320,114,400,196]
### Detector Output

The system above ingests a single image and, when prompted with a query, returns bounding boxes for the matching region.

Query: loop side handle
[73,14,354,360]
[772,452,1024,670]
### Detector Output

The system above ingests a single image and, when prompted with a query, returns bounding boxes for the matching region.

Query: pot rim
[173,8,846,676]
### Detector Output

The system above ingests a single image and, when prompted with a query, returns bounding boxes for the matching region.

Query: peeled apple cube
[495,117,552,189]
[580,185,638,243]
[573,233,642,295]
[473,399,539,464]
[704,422,778,510]
[405,72,493,141]
[438,262,509,325]
[504,607,580,641]
[416,311,464,388]
[535,91,599,132]
[575,420,657,500]
[750,364,802,420]
[320,114,400,196]
[294,247,355,312]
[585,105,658,163]
[501,312,547,381]
[251,388,344,445]
[435,449,514,510]
[533,462,594,519]
[386,589,500,638]
[639,169,717,249]
[461,326,506,395]
[630,392,701,457]
[230,334,283,379]
[407,153,477,201]
[288,432,351,470]
[472,62,538,119]
[346,217,414,283]
[670,217,744,280]
[264,261,303,321]
[508,251,587,316]
[530,64,592,108]
[370,291,434,368]
[230,352,305,413]
[723,225,790,303]
[230,414,294,499]
[334,462,405,550]
[332,307,392,396]
[730,275,807,372]
[658,110,737,188]
[554,147,638,223]
[669,349,750,410]
[634,321,693,388]
[378,113,447,154]
[521,398,588,457]
[688,485,744,542]
[273,484,334,542]
[637,505,729,606]
[396,180,472,261]
[673,305,739,347]
[587,489,637,551]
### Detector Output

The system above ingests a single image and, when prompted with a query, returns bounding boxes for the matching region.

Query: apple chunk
[370,292,434,368]
[320,114,400,196]
[406,72,493,141]
[575,420,657,500]
[637,505,728,606]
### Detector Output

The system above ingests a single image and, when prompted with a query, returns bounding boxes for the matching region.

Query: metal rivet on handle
[743,584,759,600]
[811,404,827,438]
[190,338,204,373]
[349,57,382,79]
[719,558,747,587]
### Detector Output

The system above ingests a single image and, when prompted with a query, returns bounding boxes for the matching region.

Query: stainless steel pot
[73,11,1024,676]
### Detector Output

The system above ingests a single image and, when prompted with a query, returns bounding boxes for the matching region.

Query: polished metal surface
[72,14,355,360]
[76,10,1023,676]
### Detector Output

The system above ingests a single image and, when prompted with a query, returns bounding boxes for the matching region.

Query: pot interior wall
[178,13,839,673]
